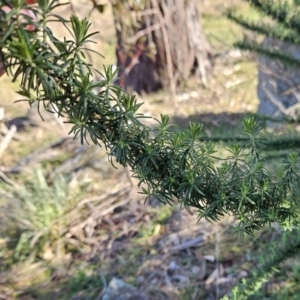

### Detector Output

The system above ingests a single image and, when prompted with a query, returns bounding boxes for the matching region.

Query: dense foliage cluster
[0,0,300,237]
[227,0,300,68]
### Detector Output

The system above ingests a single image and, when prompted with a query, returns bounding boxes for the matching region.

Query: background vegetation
[0,0,300,299]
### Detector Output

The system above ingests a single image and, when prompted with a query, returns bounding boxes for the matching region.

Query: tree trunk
[111,0,212,94]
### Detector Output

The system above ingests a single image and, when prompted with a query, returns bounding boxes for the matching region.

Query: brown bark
[111,0,212,94]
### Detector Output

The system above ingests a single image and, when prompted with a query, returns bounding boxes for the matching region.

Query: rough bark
[111,0,212,94]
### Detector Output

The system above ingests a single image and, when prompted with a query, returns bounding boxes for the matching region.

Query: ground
[0,1,300,300]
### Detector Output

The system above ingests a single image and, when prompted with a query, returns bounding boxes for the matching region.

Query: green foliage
[66,268,104,299]
[227,0,300,68]
[0,1,300,299]
[1,0,300,237]
[222,229,300,300]
[224,1,300,298]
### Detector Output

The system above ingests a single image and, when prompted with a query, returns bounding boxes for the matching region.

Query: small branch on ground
[0,124,16,157]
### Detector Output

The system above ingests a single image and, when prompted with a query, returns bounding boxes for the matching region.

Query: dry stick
[130,8,158,18]
[0,124,16,157]
[70,188,131,235]
[0,107,4,122]
[127,6,177,43]
[144,1,153,45]
[280,83,300,96]
[259,64,300,118]
[151,0,178,109]
[0,170,20,188]
[123,46,143,76]
[259,62,300,102]
[169,236,204,252]
[127,22,161,44]
[77,188,129,207]
[262,82,292,117]
[0,122,23,141]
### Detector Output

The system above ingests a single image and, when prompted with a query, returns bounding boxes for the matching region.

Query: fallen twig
[169,236,204,252]
[0,170,20,188]
[0,125,16,157]
[0,122,23,141]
